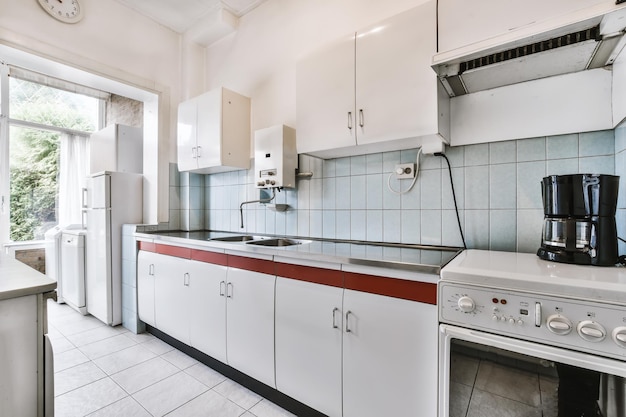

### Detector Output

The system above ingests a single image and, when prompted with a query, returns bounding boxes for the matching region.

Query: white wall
[204,0,430,156]
[0,0,205,222]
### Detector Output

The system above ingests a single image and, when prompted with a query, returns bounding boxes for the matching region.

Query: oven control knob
[457,296,475,313]
[612,327,626,348]
[508,317,516,325]
[577,321,606,342]
[546,314,573,335]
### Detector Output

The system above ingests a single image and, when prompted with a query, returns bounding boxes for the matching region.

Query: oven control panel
[439,282,626,361]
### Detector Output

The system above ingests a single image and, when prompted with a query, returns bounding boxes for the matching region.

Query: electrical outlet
[394,163,416,180]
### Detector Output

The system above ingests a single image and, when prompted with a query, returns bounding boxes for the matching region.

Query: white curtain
[58,133,88,226]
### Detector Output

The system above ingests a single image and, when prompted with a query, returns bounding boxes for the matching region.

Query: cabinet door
[342,290,438,417]
[275,278,343,417]
[296,34,356,154]
[195,89,222,169]
[356,1,437,146]
[225,268,276,388]
[187,259,228,363]
[137,250,157,326]
[177,97,198,172]
[438,0,607,53]
[154,255,190,344]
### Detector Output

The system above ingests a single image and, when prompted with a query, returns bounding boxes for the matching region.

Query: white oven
[439,250,626,417]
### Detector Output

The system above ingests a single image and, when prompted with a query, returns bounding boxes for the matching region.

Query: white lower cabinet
[275,277,344,417]
[275,277,438,417]
[225,267,276,388]
[342,289,438,417]
[137,250,157,326]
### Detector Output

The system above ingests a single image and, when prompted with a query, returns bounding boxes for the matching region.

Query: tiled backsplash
[165,129,625,255]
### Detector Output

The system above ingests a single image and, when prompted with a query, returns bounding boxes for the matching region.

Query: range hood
[433,3,626,97]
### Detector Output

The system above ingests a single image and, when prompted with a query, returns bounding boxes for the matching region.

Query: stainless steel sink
[246,238,304,247]
[210,235,258,242]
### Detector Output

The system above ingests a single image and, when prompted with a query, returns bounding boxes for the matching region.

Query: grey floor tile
[54,348,90,373]
[78,334,137,360]
[111,357,179,394]
[449,381,472,417]
[474,361,541,407]
[55,361,107,396]
[86,396,151,417]
[248,399,296,417]
[165,390,245,417]
[214,379,262,410]
[55,377,127,417]
[184,363,227,388]
[133,372,209,417]
[93,344,157,375]
[467,389,542,417]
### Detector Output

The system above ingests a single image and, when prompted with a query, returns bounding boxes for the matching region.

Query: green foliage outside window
[9,78,97,241]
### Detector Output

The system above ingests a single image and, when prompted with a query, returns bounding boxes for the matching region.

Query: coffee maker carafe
[537,174,619,266]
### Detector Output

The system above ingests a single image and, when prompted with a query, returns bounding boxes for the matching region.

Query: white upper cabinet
[296,0,448,158]
[177,87,251,174]
[438,0,608,54]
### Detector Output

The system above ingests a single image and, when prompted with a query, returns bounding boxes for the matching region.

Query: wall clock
[37,0,83,24]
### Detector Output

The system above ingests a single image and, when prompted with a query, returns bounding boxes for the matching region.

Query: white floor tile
[55,377,127,417]
[184,363,227,389]
[124,331,156,344]
[93,344,157,375]
[214,379,262,410]
[55,361,107,396]
[248,399,296,417]
[161,348,198,370]
[111,357,179,394]
[141,337,175,355]
[54,348,90,373]
[50,336,76,354]
[165,390,245,417]
[54,314,107,337]
[86,396,151,417]
[78,334,137,360]
[133,372,209,417]
[66,324,129,347]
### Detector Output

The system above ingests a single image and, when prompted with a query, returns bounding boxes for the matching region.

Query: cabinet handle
[219,281,226,296]
[226,282,233,298]
[81,187,88,208]
[332,307,340,329]
[345,310,353,333]
[183,272,190,287]
[191,147,197,159]
[196,146,202,158]
[359,109,364,127]
[149,264,154,276]
[347,111,353,130]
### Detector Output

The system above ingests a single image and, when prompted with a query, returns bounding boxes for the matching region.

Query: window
[1,67,101,242]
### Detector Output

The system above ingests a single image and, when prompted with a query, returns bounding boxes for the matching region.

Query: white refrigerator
[83,171,143,325]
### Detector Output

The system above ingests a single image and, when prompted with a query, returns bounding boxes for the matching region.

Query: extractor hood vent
[433,5,626,97]
[459,26,600,73]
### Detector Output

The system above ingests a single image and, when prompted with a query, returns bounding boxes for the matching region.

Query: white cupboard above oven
[296,0,449,158]
[177,87,250,174]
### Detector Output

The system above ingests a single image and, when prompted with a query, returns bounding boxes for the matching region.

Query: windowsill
[4,240,46,256]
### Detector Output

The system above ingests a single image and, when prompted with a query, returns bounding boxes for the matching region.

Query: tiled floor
[48,300,295,417]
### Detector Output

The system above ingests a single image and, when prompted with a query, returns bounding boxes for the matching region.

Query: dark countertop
[134,230,462,279]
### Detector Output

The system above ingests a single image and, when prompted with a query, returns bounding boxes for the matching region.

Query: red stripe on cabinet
[275,262,344,288]
[138,241,157,252]
[191,249,228,266]
[155,244,191,259]
[344,272,437,305]
[228,255,275,275]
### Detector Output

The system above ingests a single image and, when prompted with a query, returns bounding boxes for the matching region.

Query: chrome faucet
[239,188,277,228]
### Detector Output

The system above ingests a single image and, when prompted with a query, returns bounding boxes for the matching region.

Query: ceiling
[113,0,267,34]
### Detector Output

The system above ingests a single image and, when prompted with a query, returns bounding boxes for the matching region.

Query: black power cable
[435,152,467,249]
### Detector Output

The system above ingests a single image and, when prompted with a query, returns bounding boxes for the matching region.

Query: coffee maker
[537,174,619,266]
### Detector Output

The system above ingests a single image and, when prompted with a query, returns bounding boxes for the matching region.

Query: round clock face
[37,0,83,24]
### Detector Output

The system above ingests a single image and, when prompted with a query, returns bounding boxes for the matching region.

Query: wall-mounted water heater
[254,125,297,189]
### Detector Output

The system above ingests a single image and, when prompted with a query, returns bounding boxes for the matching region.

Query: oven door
[439,324,626,417]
